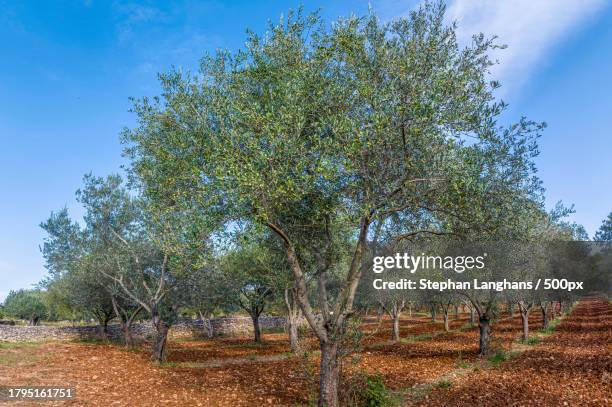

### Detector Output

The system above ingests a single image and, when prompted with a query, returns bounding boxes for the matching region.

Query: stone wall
[0,316,290,343]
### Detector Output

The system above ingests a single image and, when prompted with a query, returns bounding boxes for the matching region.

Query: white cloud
[377,0,607,94]
[445,0,607,95]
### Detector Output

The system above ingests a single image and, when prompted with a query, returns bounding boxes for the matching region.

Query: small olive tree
[3,289,48,326]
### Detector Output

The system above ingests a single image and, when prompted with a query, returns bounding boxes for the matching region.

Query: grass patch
[0,341,42,350]
[400,333,434,343]
[0,353,35,365]
[488,349,510,366]
[173,336,210,343]
[456,355,472,369]
[366,341,394,350]
[456,359,471,369]
[262,326,286,334]
[538,326,556,336]
[161,361,181,368]
[526,336,541,345]
[72,337,108,345]
[224,341,273,349]
[455,351,471,369]
[539,317,564,336]
[0,342,45,366]
[436,379,452,388]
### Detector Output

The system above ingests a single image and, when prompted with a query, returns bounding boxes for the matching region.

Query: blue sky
[1,0,611,301]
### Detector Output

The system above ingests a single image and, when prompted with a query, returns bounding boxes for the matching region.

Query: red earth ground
[0,298,609,406]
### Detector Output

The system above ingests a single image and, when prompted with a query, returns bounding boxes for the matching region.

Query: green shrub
[342,373,397,407]
[363,374,392,406]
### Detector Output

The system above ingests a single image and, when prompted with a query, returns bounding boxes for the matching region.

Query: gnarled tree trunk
[441,302,452,332]
[289,320,299,352]
[284,287,302,353]
[540,303,549,330]
[151,309,170,363]
[392,314,401,341]
[383,300,405,342]
[478,313,491,356]
[550,301,557,319]
[122,322,134,348]
[198,311,214,339]
[376,304,383,323]
[518,301,534,342]
[94,311,113,341]
[110,294,142,349]
[520,311,530,341]
[267,213,372,407]
[252,313,262,343]
[319,341,339,407]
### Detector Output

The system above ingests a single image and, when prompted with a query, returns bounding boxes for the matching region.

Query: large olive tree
[122,4,543,405]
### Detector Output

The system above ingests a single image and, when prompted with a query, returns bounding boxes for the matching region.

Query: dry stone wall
[0,316,289,343]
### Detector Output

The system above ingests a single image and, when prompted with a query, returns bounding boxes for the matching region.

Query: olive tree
[121,4,543,404]
[75,174,184,362]
[3,289,48,326]
[40,208,117,338]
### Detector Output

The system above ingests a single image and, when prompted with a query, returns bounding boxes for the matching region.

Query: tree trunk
[97,316,110,341]
[29,316,40,326]
[151,312,169,363]
[478,313,491,357]
[252,314,262,343]
[376,304,383,323]
[198,311,214,339]
[408,302,412,317]
[540,304,549,330]
[443,309,450,332]
[392,313,400,342]
[470,306,476,326]
[284,288,301,353]
[122,321,135,348]
[430,304,437,322]
[550,301,557,319]
[319,341,339,407]
[520,310,530,342]
[454,304,459,320]
[289,319,299,352]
